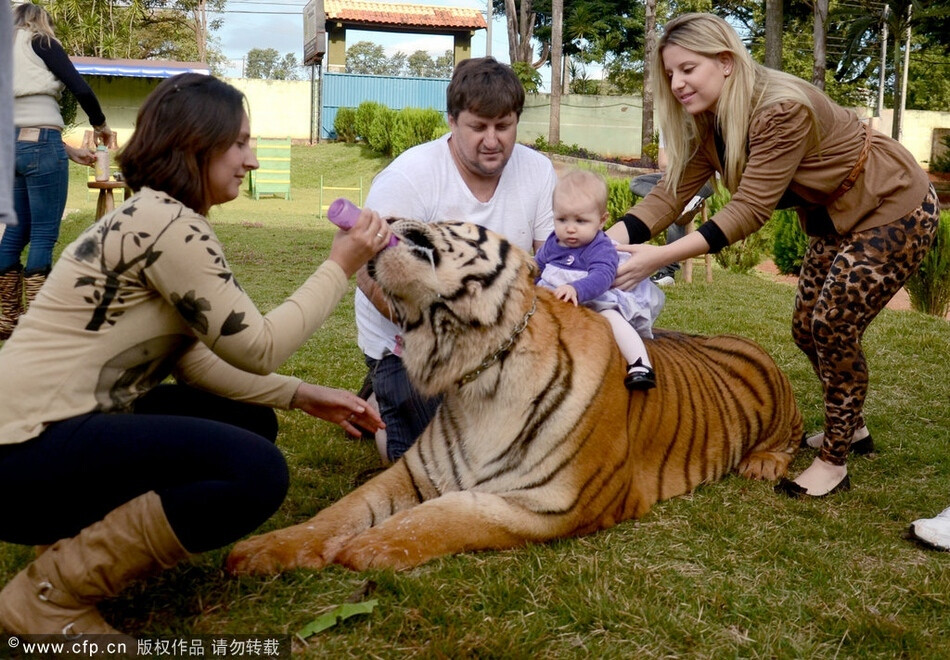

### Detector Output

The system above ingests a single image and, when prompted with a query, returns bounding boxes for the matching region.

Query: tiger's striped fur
[227,220,802,574]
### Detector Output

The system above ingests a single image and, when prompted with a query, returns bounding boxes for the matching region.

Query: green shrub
[533,136,596,160]
[366,106,397,156]
[59,89,78,130]
[606,177,633,225]
[333,107,357,143]
[772,208,809,275]
[715,231,771,273]
[390,107,448,158]
[906,212,950,317]
[706,186,769,273]
[641,141,659,164]
[510,61,542,94]
[570,76,599,95]
[705,182,730,216]
[355,101,385,141]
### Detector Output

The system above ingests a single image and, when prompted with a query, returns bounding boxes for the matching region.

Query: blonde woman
[1,3,114,340]
[607,13,938,498]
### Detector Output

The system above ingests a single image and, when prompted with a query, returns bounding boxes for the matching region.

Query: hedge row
[333,101,448,158]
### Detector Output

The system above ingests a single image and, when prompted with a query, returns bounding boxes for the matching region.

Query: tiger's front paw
[738,449,794,481]
[335,534,424,571]
[226,529,329,575]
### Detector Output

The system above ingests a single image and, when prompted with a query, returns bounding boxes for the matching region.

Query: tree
[812,0,829,89]
[764,0,783,69]
[346,41,391,75]
[906,50,950,110]
[641,0,656,162]
[44,0,226,68]
[388,52,409,77]
[435,51,455,78]
[504,0,548,69]
[245,48,302,80]
[548,0,563,144]
[168,0,226,64]
[831,1,950,137]
[407,50,436,78]
[494,0,645,94]
[346,41,453,78]
[407,50,455,78]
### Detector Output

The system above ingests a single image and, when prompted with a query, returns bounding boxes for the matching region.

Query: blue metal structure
[321,71,449,139]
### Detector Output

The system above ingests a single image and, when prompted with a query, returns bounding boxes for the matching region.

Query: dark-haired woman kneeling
[0,73,391,635]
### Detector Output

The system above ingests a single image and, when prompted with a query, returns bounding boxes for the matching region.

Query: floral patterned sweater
[0,188,349,445]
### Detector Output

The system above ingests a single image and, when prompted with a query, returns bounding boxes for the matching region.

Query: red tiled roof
[324,0,486,30]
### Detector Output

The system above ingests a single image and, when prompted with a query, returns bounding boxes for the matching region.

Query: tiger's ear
[526,258,540,281]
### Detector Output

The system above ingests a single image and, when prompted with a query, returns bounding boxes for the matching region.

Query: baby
[535,169,664,390]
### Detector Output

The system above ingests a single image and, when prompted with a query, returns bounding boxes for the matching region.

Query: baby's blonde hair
[554,169,608,216]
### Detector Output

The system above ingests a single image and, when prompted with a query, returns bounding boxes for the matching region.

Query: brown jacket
[633,85,931,243]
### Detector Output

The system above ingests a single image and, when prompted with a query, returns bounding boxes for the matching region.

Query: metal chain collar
[456,297,538,387]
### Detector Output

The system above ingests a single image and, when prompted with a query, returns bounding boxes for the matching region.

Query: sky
[213,0,513,79]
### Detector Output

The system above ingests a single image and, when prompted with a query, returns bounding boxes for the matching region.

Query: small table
[87,180,132,220]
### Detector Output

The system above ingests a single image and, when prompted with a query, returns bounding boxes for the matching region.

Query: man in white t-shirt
[356,56,556,463]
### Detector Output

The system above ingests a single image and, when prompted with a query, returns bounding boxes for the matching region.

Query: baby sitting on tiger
[535,169,665,390]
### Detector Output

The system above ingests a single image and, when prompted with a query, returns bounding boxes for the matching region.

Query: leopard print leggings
[792,185,940,466]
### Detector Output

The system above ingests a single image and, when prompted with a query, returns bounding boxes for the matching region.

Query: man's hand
[356,265,398,323]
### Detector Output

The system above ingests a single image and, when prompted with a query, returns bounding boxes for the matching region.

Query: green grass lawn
[3,144,949,657]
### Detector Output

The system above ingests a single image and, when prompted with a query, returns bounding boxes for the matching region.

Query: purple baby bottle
[327,198,397,247]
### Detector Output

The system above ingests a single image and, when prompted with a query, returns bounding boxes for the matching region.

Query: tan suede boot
[0,265,23,340]
[22,269,48,312]
[0,491,189,635]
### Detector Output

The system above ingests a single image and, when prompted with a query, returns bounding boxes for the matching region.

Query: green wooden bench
[250,137,291,200]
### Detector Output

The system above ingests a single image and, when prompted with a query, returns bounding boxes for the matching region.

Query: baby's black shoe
[624,359,656,391]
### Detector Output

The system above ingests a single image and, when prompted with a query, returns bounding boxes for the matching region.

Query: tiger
[226,219,802,574]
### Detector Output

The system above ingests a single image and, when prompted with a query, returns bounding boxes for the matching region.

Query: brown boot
[0,265,23,340]
[0,491,190,635]
[22,269,49,312]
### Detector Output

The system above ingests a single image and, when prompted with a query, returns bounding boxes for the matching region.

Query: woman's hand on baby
[613,243,669,290]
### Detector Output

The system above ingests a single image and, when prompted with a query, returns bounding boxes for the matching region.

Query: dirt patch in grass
[756,259,948,319]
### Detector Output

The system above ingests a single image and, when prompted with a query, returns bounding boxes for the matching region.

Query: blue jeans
[0,385,288,553]
[365,353,441,463]
[2,129,69,273]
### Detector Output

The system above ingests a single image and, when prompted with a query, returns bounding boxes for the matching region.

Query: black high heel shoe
[774,474,851,499]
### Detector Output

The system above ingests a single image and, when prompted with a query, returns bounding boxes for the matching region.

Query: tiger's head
[368,220,539,396]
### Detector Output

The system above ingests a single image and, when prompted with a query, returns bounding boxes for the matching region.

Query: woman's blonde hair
[13,3,59,48]
[653,12,816,194]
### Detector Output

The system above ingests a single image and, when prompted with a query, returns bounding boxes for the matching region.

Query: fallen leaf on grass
[296,599,379,639]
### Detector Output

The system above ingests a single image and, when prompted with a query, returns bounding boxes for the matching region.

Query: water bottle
[94,144,110,182]
[327,198,397,247]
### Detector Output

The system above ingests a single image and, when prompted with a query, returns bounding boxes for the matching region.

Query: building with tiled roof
[324,0,486,31]
[304,0,486,70]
